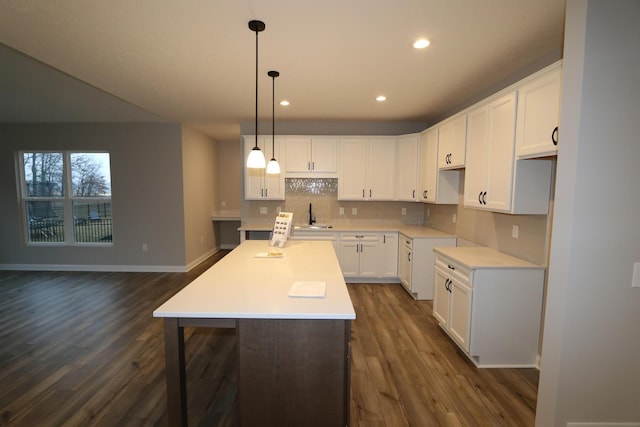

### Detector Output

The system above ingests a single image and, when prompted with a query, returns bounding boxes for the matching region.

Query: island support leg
[163,317,188,427]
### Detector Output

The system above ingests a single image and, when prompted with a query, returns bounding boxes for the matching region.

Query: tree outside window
[20,152,113,244]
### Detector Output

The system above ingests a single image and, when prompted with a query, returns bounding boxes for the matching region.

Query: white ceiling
[0,1,566,141]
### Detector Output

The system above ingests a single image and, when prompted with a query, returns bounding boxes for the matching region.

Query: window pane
[22,152,64,197]
[73,201,113,243]
[26,201,64,243]
[71,153,111,197]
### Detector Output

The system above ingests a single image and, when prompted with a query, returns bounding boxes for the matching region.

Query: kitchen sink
[294,224,333,230]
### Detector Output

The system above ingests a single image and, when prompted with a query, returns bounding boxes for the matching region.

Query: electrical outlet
[259,206,267,215]
[221,200,226,207]
[401,207,407,215]
[339,207,344,215]
[277,206,281,213]
[632,262,640,288]
[512,225,520,239]
[452,213,457,223]
[142,243,148,252]
[352,207,357,215]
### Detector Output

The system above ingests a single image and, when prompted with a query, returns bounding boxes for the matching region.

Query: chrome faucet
[309,203,316,225]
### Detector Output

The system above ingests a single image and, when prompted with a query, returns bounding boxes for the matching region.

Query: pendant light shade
[247,20,266,169]
[266,70,281,175]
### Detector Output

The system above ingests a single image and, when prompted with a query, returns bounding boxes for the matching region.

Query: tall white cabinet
[418,128,460,204]
[243,136,285,200]
[395,134,419,201]
[515,62,563,159]
[463,91,553,214]
[338,137,396,200]
[283,136,338,177]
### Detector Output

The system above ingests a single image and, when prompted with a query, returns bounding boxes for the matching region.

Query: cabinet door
[379,233,398,278]
[310,137,338,173]
[433,268,450,327]
[438,114,467,169]
[395,134,419,201]
[338,241,359,277]
[463,106,489,208]
[516,64,562,159]
[358,241,381,277]
[244,136,267,200]
[284,137,311,173]
[338,138,368,200]
[484,92,517,212]
[449,278,472,352]
[419,129,438,202]
[244,136,284,200]
[368,138,396,200]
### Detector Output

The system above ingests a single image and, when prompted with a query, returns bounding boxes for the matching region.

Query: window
[19,152,112,244]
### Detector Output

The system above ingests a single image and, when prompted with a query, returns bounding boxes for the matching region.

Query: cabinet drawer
[399,234,413,249]
[435,257,471,285]
[341,233,379,242]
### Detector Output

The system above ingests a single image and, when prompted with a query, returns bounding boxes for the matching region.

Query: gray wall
[536,1,640,425]
[0,123,189,271]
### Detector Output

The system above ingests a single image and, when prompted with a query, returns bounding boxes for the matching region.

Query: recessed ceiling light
[376,95,387,102]
[413,38,431,49]
[280,100,290,106]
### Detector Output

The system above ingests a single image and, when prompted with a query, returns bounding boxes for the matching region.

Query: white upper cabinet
[395,133,419,201]
[419,128,460,204]
[463,91,553,214]
[243,136,285,200]
[438,114,467,169]
[338,137,395,200]
[515,62,562,159]
[284,136,338,177]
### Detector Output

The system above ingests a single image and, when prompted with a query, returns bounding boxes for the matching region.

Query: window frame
[17,150,113,246]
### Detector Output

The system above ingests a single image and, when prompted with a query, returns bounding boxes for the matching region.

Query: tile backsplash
[244,178,424,226]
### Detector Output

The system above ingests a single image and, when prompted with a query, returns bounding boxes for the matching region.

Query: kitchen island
[153,240,355,427]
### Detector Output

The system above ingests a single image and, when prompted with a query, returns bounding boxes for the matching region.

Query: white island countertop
[153,240,355,320]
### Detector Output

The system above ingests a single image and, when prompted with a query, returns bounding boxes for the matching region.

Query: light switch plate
[402,208,407,215]
[352,207,357,215]
[259,206,267,215]
[512,225,520,239]
[632,262,640,288]
[339,207,344,215]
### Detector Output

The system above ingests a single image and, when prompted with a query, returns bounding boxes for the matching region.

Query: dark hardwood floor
[0,252,538,426]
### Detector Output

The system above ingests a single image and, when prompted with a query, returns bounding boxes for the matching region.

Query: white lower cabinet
[339,233,380,278]
[433,248,545,368]
[398,235,457,300]
[289,230,339,257]
[379,233,398,278]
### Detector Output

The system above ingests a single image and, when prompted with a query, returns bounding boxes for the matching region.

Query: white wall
[181,125,219,268]
[0,123,188,271]
[536,1,640,425]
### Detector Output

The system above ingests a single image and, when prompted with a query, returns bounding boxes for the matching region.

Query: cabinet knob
[552,126,559,146]
[447,264,455,270]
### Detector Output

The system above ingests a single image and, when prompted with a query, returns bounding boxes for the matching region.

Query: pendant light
[266,70,281,174]
[246,20,266,169]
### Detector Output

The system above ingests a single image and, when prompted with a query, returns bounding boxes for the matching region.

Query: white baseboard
[567,423,640,427]
[185,248,219,271]
[0,248,225,273]
[0,263,188,272]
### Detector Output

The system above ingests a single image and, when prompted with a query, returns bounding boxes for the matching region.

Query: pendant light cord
[254,28,259,147]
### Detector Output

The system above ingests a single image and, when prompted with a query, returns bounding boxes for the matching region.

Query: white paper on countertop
[288,281,326,298]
